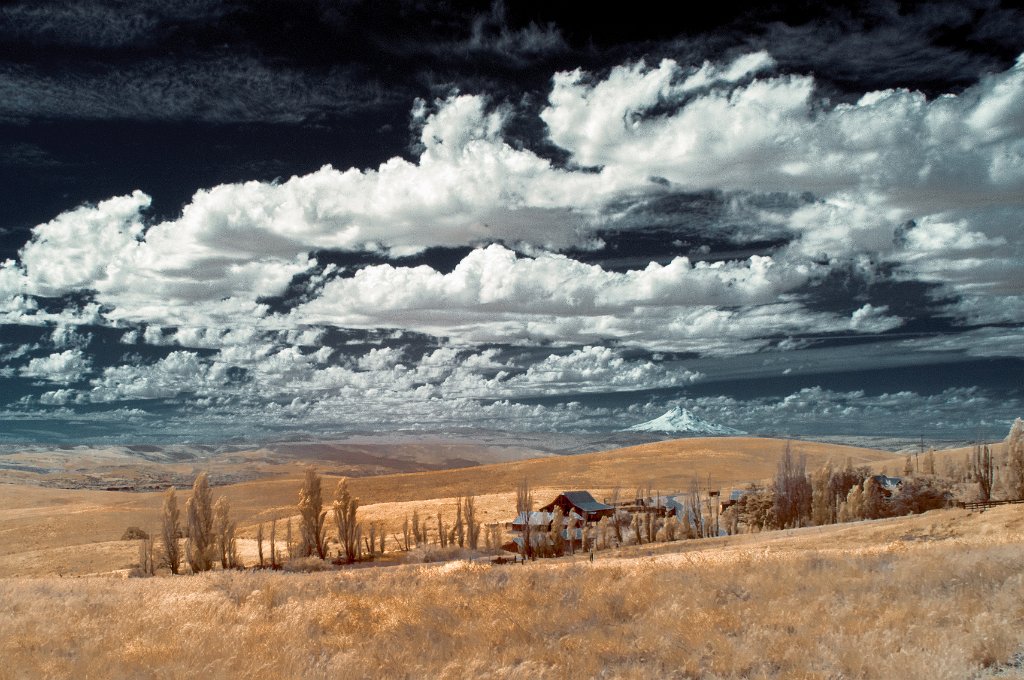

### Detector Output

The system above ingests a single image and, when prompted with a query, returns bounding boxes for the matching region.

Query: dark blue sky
[0,0,1021,443]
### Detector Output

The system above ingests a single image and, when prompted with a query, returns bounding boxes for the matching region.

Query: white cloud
[20,349,91,382]
[288,245,899,353]
[87,351,226,402]
[3,52,1021,337]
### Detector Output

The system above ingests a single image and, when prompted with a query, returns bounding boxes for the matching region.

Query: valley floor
[2,505,1023,679]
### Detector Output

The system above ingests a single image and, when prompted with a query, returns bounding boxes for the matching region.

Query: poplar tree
[185,472,216,573]
[1007,418,1024,500]
[298,467,327,559]
[332,478,360,563]
[160,486,181,575]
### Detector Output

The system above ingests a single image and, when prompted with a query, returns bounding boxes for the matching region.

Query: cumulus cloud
[2,49,1022,440]
[87,351,227,402]
[290,245,898,352]
[5,52,1022,336]
[20,349,91,383]
[542,52,1024,203]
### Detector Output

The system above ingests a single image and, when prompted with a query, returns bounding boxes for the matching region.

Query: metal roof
[559,491,613,512]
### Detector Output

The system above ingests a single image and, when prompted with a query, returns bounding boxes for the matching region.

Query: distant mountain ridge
[626,406,745,435]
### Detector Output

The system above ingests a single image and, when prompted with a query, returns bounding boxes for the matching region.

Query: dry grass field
[1,504,1022,679]
[0,437,898,577]
[1,435,1022,678]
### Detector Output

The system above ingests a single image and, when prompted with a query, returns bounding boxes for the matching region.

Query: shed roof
[559,491,613,512]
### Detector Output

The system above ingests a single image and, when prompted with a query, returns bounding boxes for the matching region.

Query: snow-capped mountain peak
[626,406,744,435]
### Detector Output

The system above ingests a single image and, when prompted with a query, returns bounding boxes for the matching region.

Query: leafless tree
[972,442,995,501]
[772,442,812,529]
[412,509,423,547]
[138,536,156,576]
[285,517,293,560]
[401,514,412,551]
[516,478,534,560]
[437,510,448,548]
[269,519,278,568]
[256,522,265,568]
[609,486,623,544]
[463,494,481,550]
[454,496,465,548]
[213,496,237,568]
[687,477,705,538]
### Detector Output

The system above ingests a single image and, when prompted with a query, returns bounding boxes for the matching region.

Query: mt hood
[626,406,744,435]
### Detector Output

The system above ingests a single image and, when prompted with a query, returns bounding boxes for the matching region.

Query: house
[538,491,615,523]
[720,488,748,512]
[506,507,587,555]
[870,475,904,497]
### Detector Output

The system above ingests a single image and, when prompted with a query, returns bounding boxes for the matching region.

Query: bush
[121,526,149,541]
[893,478,953,515]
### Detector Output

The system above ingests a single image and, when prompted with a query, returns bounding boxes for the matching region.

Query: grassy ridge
[0,437,898,577]
[1,505,1022,679]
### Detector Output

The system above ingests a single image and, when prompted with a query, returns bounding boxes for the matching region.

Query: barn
[538,491,615,523]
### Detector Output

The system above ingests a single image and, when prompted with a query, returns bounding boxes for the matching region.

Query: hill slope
[1,504,1022,679]
[0,436,900,577]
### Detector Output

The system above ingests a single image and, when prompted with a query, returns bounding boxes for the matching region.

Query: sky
[0,0,1022,444]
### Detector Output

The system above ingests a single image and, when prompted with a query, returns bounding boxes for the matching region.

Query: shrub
[214,497,238,569]
[121,526,149,541]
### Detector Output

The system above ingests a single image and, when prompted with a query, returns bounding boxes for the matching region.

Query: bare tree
[630,512,643,545]
[138,536,156,576]
[298,467,328,559]
[332,478,360,563]
[772,443,812,529]
[972,443,995,501]
[412,509,423,547]
[285,517,293,560]
[437,510,448,548]
[463,494,481,550]
[609,486,623,544]
[687,477,705,538]
[516,479,534,560]
[160,486,181,575]
[213,496,238,568]
[185,472,216,573]
[269,519,278,568]
[256,522,265,568]
[401,514,412,551]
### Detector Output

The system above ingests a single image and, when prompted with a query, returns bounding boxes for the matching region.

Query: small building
[870,475,904,497]
[538,491,615,523]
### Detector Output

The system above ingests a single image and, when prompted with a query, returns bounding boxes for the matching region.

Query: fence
[957,499,1024,511]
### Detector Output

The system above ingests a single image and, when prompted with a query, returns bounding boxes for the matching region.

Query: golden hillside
[1,504,1022,679]
[0,437,899,577]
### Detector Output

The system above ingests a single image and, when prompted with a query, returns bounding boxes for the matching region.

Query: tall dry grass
[2,507,1022,679]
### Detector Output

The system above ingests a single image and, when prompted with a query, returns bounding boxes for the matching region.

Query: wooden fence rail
[957,499,1024,511]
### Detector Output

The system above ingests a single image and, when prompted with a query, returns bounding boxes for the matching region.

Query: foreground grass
[2,507,1023,679]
